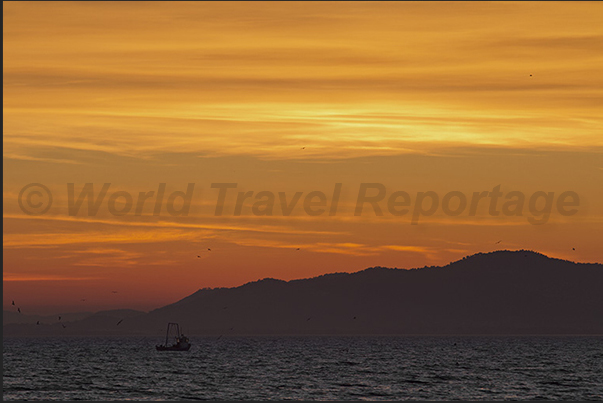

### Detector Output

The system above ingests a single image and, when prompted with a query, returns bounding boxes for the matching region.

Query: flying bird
[530,74,533,77]
[116,319,123,326]
[296,248,300,250]
[306,317,311,321]
[17,308,21,313]
[197,255,201,258]
[58,316,61,321]
[572,248,575,251]
[36,321,40,325]
[217,334,223,340]
[61,324,66,328]
[495,240,502,244]
[301,147,305,150]
[207,248,211,251]
[81,299,86,302]
[11,300,15,306]
[112,291,118,294]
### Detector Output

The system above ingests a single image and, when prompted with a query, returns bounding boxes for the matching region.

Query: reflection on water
[3,336,603,400]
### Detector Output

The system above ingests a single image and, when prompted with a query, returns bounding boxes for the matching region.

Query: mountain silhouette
[3,310,94,326]
[4,250,602,336]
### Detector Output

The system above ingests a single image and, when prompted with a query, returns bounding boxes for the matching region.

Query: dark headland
[4,250,603,336]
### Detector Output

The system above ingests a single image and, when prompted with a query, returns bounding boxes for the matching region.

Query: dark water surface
[3,336,603,400]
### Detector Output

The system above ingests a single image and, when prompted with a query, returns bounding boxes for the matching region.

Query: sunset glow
[4,1,603,314]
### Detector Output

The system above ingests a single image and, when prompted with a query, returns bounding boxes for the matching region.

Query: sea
[3,336,603,401]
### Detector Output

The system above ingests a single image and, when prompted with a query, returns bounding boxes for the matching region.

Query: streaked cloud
[4,2,603,161]
[3,2,602,313]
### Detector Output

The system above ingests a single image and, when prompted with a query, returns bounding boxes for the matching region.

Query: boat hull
[156,345,191,351]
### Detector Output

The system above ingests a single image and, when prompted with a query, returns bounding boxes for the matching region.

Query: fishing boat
[156,322,191,351]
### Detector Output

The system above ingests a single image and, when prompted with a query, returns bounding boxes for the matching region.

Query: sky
[4,1,603,315]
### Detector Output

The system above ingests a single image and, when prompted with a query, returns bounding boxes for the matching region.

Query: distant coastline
[5,250,603,337]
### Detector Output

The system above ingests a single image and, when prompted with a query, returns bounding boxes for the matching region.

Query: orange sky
[4,2,603,315]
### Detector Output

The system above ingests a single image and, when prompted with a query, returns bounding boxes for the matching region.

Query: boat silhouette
[156,322,191,351]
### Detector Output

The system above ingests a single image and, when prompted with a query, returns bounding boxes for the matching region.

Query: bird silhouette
[207,248,211,251]
[17,308,21,313]
[58,316,61,321]
[301,147,305,150]
[306,317,311,321]
[11,300,15,306]
[81,299,86,302]
[217,334,223,340]
[495,240,502,244]
[112,291,118,294]
[61,324,66,328]
[530,74,533,77]
[353,316,357,320]
[572,248,575,251]
[197,255,201,258]
[36,321,40,325]
[116,319,123,326]
[296,248,300,250]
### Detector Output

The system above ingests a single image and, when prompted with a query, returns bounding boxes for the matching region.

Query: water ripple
[3,336,603,400]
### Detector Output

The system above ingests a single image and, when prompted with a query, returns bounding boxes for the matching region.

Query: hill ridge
[5,250,602,336]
